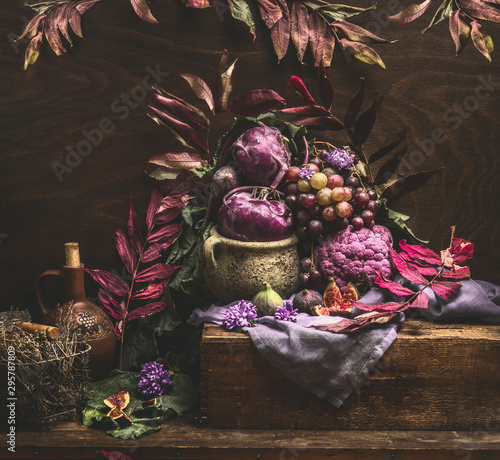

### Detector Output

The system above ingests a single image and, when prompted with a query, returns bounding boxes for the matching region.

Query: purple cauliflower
[314,225,393,292]
[229,122,291,188]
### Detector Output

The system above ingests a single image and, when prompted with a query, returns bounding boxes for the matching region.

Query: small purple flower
[326,148,354,170]
[298,166,314,180]
[274,300,298,322]
[223,300,258,330]
[137,361,173,397]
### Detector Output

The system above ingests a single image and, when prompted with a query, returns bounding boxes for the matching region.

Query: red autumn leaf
[99,450,134,460]
[449,10,471,55]
[312,310,398,333]
[149,106,209,154]
[291,1,310,62]
[152,94,209,130]
[274,106,344,130]
[147,223,182,244]
[288,76,317,105]
[256,0,283,28]
[129,0,159,23]
[354,301,406,312]
[400,252,438,276]
[180,73,215,115]
[439,266,471,279]
[400,240,442,265]
[113,229,138,275]
[154,203,184,226]
[380,168,443,203]
[339,39,386,69]
[310,16,336,67]
[135,263,181,283]
[127,197,143,255]
[409,292,429,310]
[318,62,334,110]
[270,0,290,62]
[97,289,124,321]
[55,4,73,45]
[185,0,211,7]
[76,0,105,14]
[44,10,66,56]
[132,280,167,299]
[85,269,129,296]
[343,77,365,130]
[68,4,83,38]
[17,13,46,43]
[126,302,169,321]
[390,247,428,284]
[229,89,286,117]
[141,239,177,263]
[449,238,474,264]
[375,273,416,297]
[388,0,432,24]
[470,20,494,61]
[431,280,462,300]
[146,188,162,231]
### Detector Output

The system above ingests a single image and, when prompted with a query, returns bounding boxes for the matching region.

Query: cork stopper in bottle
[65,242,81,267]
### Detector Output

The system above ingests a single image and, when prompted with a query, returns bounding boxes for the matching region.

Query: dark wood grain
[6,419,500,459]
[201,321,500,430]
[0,0,499,316]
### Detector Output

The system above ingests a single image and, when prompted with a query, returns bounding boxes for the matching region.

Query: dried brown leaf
[291,2,309,62]
[129,0,159,24]
[180,74,215,115]
[388,0,432,24]
[449,10,471,55]
[470,20,494,61]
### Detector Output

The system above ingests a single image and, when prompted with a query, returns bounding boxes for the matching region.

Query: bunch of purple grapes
[281,148,380,287]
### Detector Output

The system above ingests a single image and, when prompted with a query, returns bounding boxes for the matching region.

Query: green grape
[310,172,328,190]
[297,179,312,193]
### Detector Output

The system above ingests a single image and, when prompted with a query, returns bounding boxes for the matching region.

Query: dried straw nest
[0,308,92,426]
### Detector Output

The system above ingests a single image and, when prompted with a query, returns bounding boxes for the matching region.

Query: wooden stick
[15,322,60,341]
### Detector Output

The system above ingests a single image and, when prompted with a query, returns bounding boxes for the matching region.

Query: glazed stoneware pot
[203,226,300,302]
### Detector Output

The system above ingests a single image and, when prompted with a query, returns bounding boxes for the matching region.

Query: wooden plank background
[0,0,499,315]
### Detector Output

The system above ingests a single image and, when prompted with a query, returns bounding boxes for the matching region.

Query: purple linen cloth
[188,304,399,407]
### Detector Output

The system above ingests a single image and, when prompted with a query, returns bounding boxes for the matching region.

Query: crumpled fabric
[188,276,500,407]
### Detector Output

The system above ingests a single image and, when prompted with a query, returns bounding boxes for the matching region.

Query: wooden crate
[201,320,500,430]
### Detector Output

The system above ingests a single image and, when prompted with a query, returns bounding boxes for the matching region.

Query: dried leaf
[449,10,471,55]
[375,273,416,297]
[256,0,283,28]
[76,0,105,14]
[390,247,428,284]
[227,0,256,38]
[339,38,386,69]
[218,54,238,111]
[149,106,209,154]
[147,223,182,244]
[458,0,500,23]
[333,21,396,44]
[379,167,442,203]
[55,3,73,45]
[270,0,291,62]
[180,74,215,115]
[309,13,336,67]
[423,0,454,32]
[127,198,144,255]
[154,87,211,125]
[439,267,471,279]
[98,289,124,321]
[135,264,180,283]
[288,76,317,105]
[291,1,310,62]
[132,281,168,300]
[229,89,286,116]
[100,450,134,460]
[84,269,129,296]
[343,77,365,130]
[312,310,398,333]
[185,0,211,7]
[113,229,138,275]
[399,240,442,265]
[24,32,44,70]
[354,301,407,312]
[17,13,46,42]
[44,10,66,56]
[146,188,162,231]
[127,302,169,321]
[274,106,344,130]
[351,94,382,147]
[129,0,159,23]
[388,0,432,24]
[68,4,83,38]
[470,20,494,61]
[147,152,207,175]
[409,292,429,310]
[400,252,438,276]
[141,240,177,263]
[152,94,209,130]
[318,62,334,110]
[431,280,462,300]
[314,3,377,21]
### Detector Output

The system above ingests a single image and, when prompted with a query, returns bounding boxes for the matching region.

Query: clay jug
[36,242,116,379]
[203,226,299,302]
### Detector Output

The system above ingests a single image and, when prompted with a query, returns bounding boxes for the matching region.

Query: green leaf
[422,0,454,33]
[228,0,256,37]
[376,199,428,243]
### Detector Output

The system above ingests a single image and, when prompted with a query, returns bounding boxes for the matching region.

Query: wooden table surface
[0,1,499,315]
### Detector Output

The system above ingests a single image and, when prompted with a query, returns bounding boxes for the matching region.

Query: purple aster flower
[223,300,258,330]
[137,361,173,397]
[326,148,354,170]
[274,300,298,322]
[298,166,314,180]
